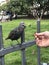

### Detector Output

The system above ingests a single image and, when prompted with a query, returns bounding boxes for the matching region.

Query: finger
[34,33,45,40]
[35,32,45,36]
[35,38,40,44]
[34,33,38,39]
[34,34,42,40]
[37,35,44,40]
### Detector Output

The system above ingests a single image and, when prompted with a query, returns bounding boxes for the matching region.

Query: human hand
[34,31,49,47]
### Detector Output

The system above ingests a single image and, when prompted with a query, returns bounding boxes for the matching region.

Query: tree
[32,0,49,19]
[6,0,28,14]
[6,0,28,19]
[1,0,49,19]
[0,4,7,12]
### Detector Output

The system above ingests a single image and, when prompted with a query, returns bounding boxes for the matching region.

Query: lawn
[0,19,49,65]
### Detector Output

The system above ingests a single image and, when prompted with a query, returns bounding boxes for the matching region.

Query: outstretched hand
[34,31,49,47]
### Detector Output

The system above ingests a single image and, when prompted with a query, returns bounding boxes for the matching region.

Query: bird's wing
[14,27,20,33]
[8,30,16,38]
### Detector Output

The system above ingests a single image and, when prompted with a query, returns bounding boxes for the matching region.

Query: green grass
[0,19,49,65]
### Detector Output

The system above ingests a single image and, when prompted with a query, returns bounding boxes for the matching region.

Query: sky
[0,0,5,3]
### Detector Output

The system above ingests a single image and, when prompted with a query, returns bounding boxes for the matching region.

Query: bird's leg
[10,41,15,47]
[17,40,22,46]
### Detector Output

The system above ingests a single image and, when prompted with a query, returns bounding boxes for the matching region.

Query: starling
[5,22,26,45]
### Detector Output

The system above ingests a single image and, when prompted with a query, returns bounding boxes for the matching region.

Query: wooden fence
[0,20,49,65]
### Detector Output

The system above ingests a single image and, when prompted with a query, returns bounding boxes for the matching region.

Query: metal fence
[0,20,49,65]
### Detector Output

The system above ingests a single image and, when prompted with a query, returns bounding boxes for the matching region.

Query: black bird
[5,22,26,45]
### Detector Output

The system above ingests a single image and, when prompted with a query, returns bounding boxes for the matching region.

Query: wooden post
[0,25,5,65]
[21,29,26,65]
